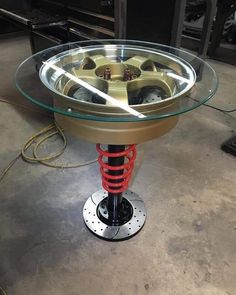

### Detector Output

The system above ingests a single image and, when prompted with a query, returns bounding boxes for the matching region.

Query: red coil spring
[96,144,136,194]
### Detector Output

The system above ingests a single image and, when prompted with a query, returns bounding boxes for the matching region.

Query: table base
[83,189,147,241]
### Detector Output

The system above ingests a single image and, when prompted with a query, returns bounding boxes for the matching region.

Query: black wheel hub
[97,197,133,226]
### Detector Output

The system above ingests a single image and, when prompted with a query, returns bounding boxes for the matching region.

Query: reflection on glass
[42,60,146,118]
[15,40,218,122]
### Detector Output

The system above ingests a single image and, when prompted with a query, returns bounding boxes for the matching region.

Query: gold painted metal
[55,113,179,145]
[53,97,180,144]
[58,54,175,106]
[49,52,191,144]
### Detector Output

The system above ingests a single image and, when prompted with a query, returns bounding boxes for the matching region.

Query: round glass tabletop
[15,39,218,122]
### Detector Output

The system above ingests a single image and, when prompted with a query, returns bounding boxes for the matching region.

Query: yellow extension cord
[0,98,97,183]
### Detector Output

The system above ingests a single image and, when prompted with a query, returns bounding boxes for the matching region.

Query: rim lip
[39,44,197,108]
[15,39,218,122]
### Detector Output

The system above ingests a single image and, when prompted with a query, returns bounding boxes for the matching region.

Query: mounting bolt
[124,69,132,81]
[104,67,111,80]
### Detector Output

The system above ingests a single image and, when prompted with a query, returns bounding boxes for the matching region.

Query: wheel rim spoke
[134,71,175,97]
[124,56,155,70]
[107,82,129,105]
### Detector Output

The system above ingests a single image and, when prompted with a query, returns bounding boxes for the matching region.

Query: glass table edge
[15,80,218,122]
[14,39,219,122]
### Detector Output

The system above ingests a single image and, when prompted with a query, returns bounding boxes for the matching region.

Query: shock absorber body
[107,145,125,225]
[96,144,136,225]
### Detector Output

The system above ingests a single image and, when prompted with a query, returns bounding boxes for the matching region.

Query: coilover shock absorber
[96,144,136,194]
[83,143,146,240]
[95,144,137,226]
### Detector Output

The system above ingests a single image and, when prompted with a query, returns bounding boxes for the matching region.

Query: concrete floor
[0,35,236,295]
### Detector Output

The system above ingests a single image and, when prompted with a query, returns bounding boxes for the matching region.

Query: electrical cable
[0,98,98,295]
[0,287,7,295]
[190,96,236,114]
[203,103,236,113]
[0,94,235,184]
[0,99,97,184]
[0,152,21,184]
[21,121,97,168]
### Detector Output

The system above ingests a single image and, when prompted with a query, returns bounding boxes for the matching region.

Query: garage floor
[0,34,236,295]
